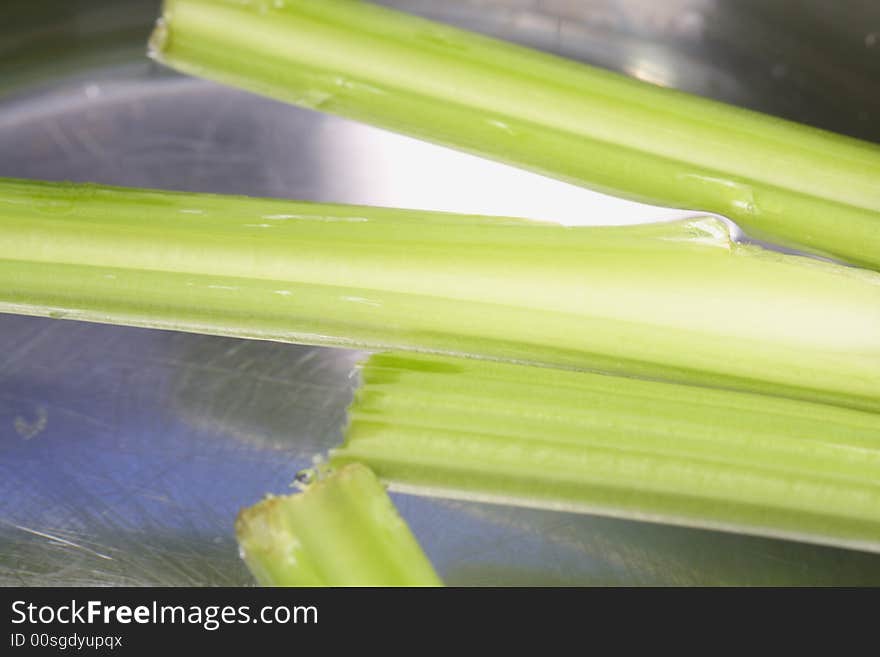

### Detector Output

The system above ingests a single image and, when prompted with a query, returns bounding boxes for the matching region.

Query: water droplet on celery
[293,469,315,490]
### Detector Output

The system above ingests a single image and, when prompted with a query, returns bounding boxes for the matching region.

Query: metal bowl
[1,0,879,586]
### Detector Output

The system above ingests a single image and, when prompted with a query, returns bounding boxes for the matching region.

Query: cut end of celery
[236,463,442,587]
[147,13,170,62]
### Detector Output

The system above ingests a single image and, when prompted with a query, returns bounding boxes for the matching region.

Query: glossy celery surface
[331,353,880,553]
[1,178,879,411]
[150,0,880,270]
[236,463,441,586]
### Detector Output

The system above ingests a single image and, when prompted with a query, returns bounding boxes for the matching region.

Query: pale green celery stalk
[330,353,880,553]
[1,178,879,411]
[149,0,880,270]
[236,463,441,586]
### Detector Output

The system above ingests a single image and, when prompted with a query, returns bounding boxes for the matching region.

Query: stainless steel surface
[1,0,879,586]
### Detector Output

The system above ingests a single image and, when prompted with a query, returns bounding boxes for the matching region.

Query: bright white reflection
[626,56,675,88]
[318,120,694,227]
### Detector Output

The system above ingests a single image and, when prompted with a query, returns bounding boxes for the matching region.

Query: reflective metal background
[1,0,879,586]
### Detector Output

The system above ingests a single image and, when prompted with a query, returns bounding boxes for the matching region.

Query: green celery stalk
[1,178,879,411]
[236,463,442,586]
[330,352,880,553]
[149,0,880,270]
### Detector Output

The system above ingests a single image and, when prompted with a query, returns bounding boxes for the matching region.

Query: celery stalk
[330,353,880,553]
[1,178,879,411]
[149,0,880,270]
[236,463,441,586]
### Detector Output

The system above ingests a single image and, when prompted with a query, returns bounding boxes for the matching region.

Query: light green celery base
[1,178,879,411]
[330,353,880,553]
[151,0,880,270]
[235,463,441,586]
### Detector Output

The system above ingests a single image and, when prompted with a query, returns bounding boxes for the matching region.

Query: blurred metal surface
[1,0,879,586]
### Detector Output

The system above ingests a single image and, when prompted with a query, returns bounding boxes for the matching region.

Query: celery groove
[236,463,441,586]
[330,353,880,553]
[1,178,879,411]
[150,0,880,270]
